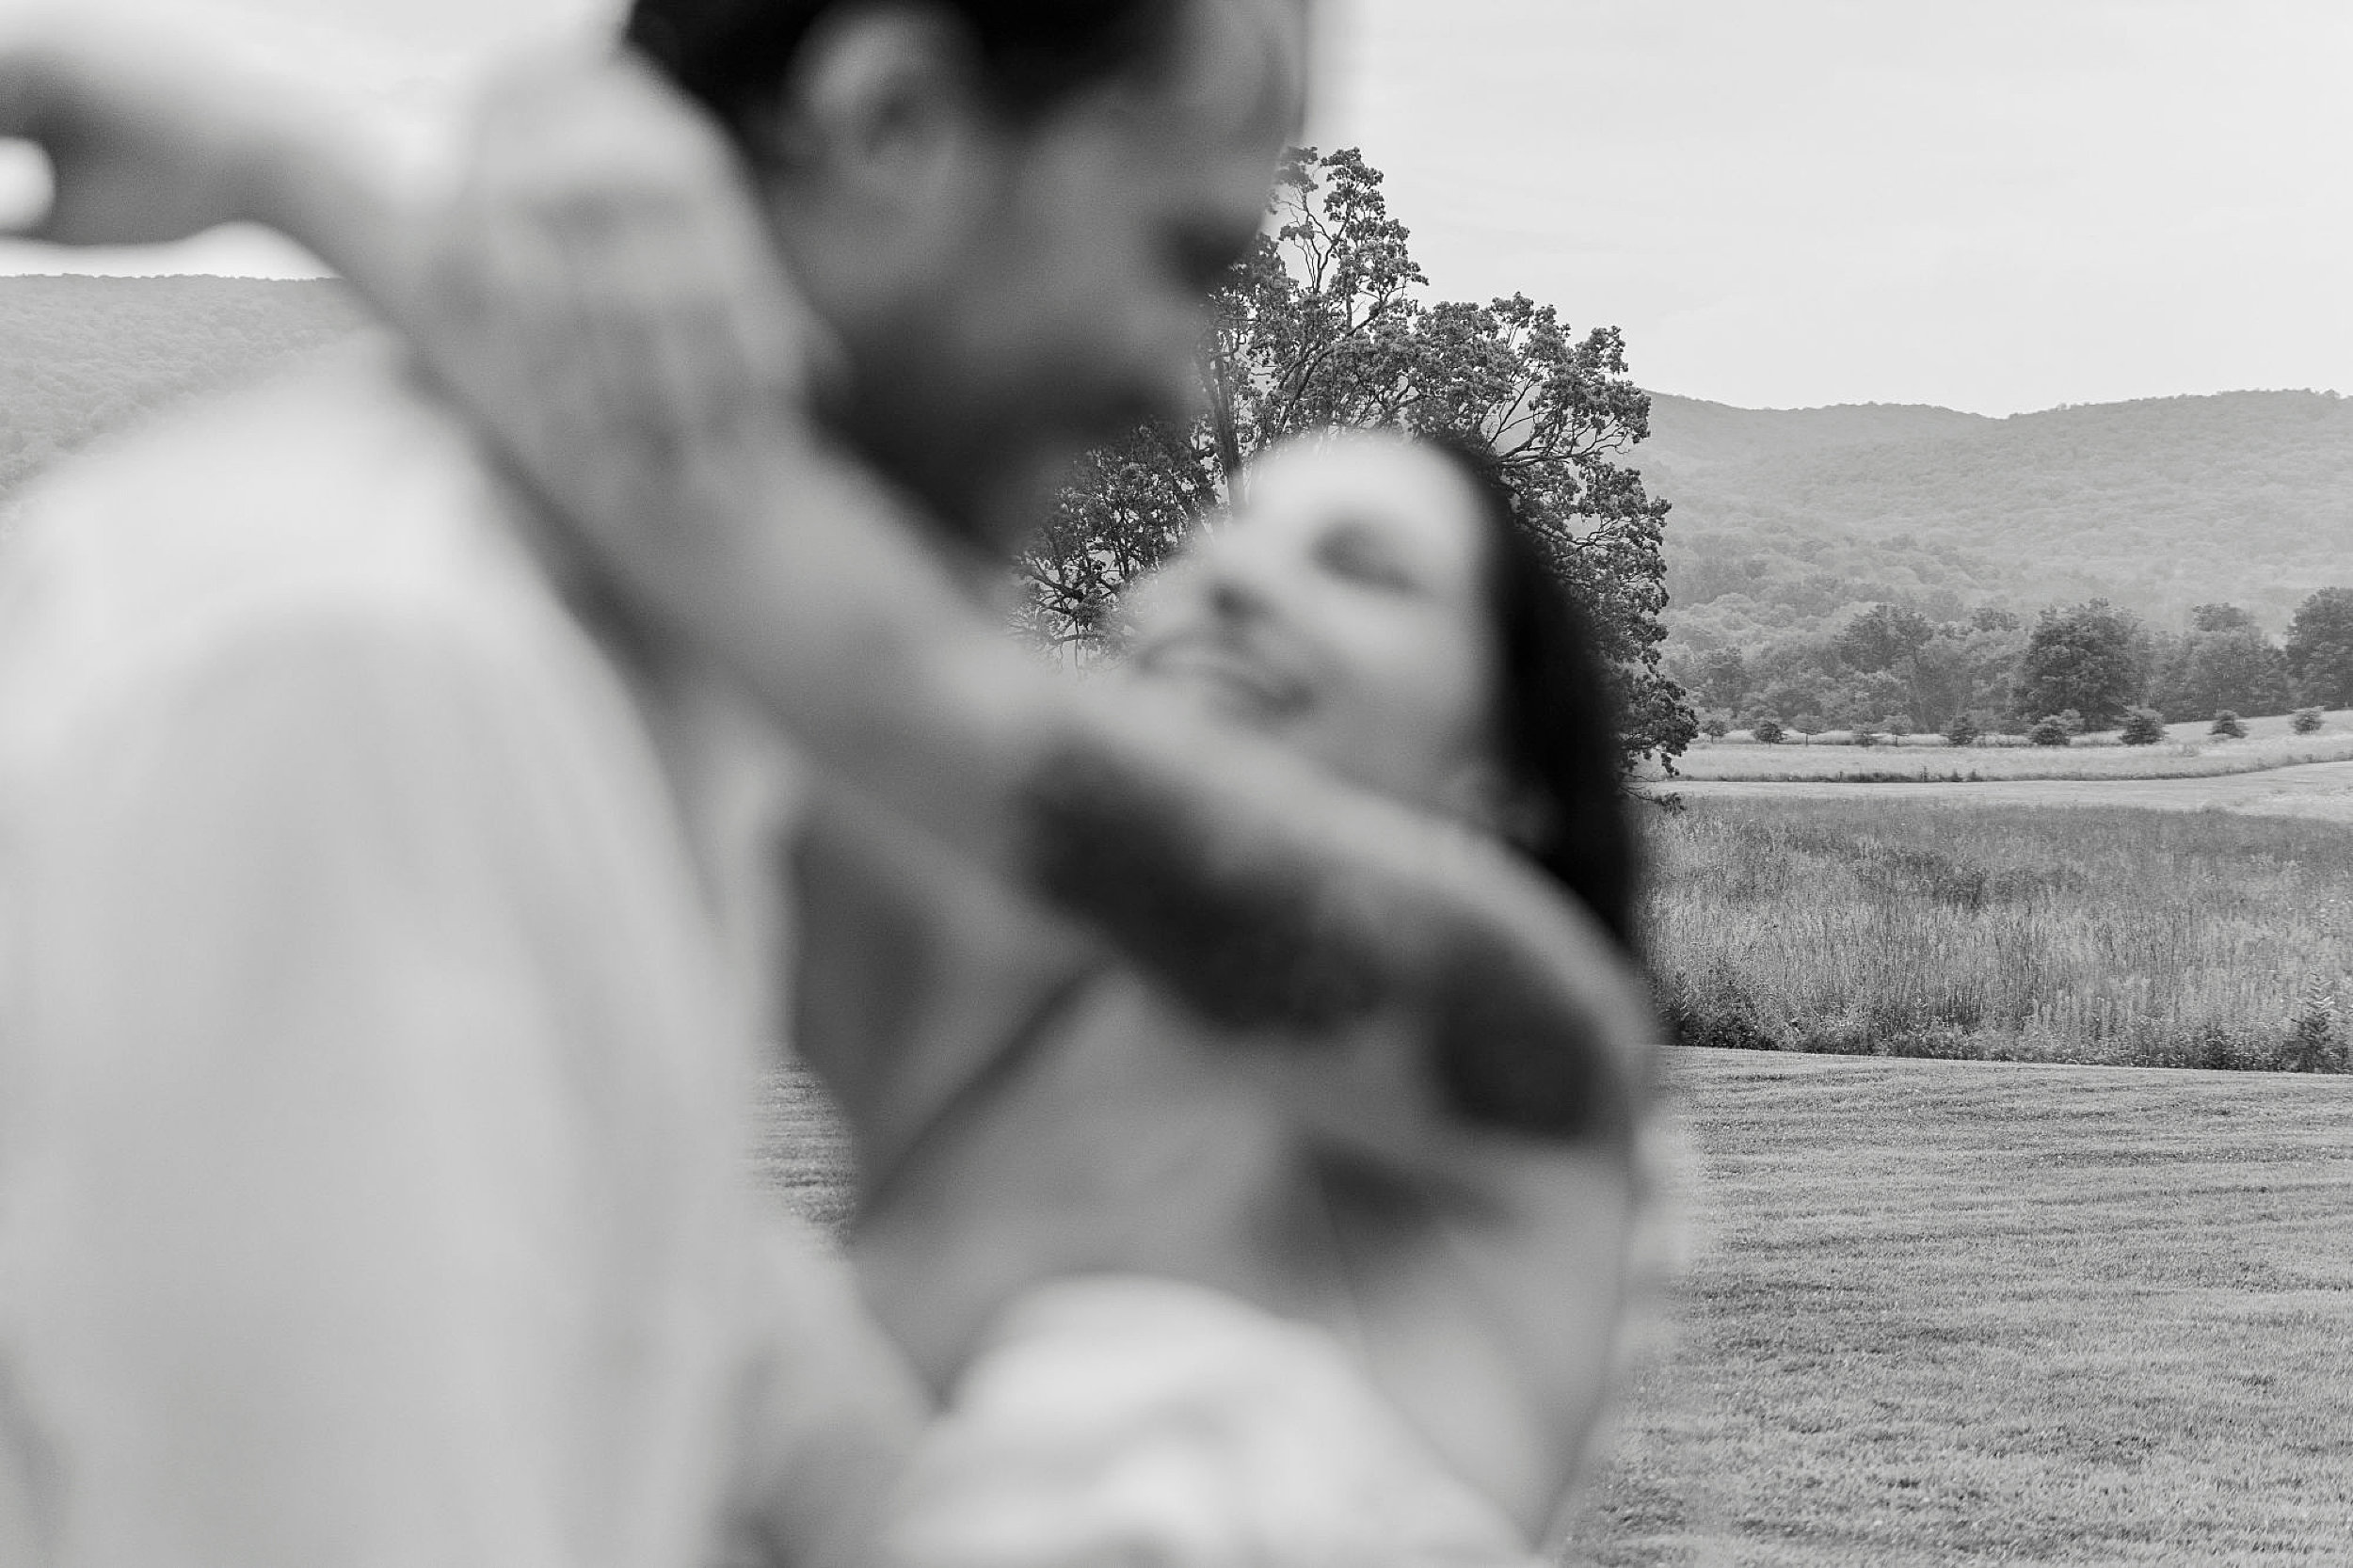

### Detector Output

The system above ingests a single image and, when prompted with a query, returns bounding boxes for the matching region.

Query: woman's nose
[1204,556,1276,627]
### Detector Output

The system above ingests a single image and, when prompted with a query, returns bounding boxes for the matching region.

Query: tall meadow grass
[1643,798,2353,1069]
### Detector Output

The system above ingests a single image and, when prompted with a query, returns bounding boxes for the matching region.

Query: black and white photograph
[0,1,2346,1563]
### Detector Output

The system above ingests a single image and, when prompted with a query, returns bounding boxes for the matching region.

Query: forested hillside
[7,277,2346,681]
[0,275,368,502]
[1644,389,2353,649]
[1640,394,1993,472]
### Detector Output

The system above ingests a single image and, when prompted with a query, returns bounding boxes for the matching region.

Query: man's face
[782,0,1307,548]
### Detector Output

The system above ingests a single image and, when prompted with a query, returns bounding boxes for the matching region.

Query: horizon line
[5,271,2342,424]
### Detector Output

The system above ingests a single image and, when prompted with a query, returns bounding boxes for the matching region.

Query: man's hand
[0,21,816,552]
[411,56,820,557]
[0,13,290,246]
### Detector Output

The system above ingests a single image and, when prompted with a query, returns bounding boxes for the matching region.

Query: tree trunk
[1207,330,1246,500]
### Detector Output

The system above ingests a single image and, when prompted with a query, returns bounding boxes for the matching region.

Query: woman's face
[1124,432,1504,816]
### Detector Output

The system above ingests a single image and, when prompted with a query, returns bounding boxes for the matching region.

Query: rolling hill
[1641,389,2353,649]
[1639,394,1994,471]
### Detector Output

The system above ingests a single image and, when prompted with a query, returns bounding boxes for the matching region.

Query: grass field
[752,1051,2353,1565]
[1645,795,2353,1070]
[1559,1050,2353,1567]
[1667,711,2353,784]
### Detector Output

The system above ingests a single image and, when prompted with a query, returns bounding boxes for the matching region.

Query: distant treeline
[1673,587,2353,739]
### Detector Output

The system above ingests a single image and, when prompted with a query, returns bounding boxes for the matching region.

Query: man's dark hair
[626,0,1184,144]
[1418,429,1642,956]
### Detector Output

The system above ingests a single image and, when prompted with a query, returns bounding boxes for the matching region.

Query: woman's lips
[1133,635,1313,719]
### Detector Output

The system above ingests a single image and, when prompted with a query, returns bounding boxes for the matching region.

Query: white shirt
[0,348,911,1568]
[888,1276,1545,1568]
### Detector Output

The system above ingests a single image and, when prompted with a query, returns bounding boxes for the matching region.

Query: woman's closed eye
[1314,523,1423,595]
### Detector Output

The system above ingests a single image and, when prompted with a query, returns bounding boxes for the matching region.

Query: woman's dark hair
[1417,429,1641,956]
[625,0,1183,145]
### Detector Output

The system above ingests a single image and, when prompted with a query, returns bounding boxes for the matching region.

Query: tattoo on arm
[1016,740,1640,1143]
[1426,935,1635,1143]
[1020,740,1386,1032]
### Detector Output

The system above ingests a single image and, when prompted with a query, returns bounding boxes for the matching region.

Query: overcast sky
[4,0,2348,415]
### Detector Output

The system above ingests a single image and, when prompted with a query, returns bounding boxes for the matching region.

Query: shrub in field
[1673,728,2353,783]
[1700,712,1732,739]
[1943,712,1981,746]
[2172,1026,2257,1072]
[1752,716,1785,744]
[1662,997,1782,1053]
[2285,980,2345,1073]
[2291,706,2325,735]
[2027,714,2073,746]
[1790,712,1825,737]
[1852,727,1881,748]
[2119,706,2167,745]
[2210,710,2248,739]
[1885,713,1916,738]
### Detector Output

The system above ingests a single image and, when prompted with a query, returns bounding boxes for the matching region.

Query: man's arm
[0,14,414,277]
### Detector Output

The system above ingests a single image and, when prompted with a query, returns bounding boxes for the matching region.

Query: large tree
[1832,602,1935,678]
[1016,148,1693,771]
[2285,586,2353,709]
[2013,600,2146,730]
[2154,624,2292,720]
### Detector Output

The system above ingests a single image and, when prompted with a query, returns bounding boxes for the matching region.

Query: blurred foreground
[757,1052,2353,1565]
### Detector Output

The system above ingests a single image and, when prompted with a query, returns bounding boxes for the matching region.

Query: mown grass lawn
[1659,760,2353,827]
[1561,1049,2353,1567]
[756,1048,2353,1565]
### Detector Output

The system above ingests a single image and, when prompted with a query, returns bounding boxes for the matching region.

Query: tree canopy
[2286,587,2353,709]
[1017,148,1692,771]
[2151,625,2291,721]
[2015,600,2145,730]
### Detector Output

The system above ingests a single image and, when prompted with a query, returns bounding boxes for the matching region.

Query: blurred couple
[0,3,1668,1564]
